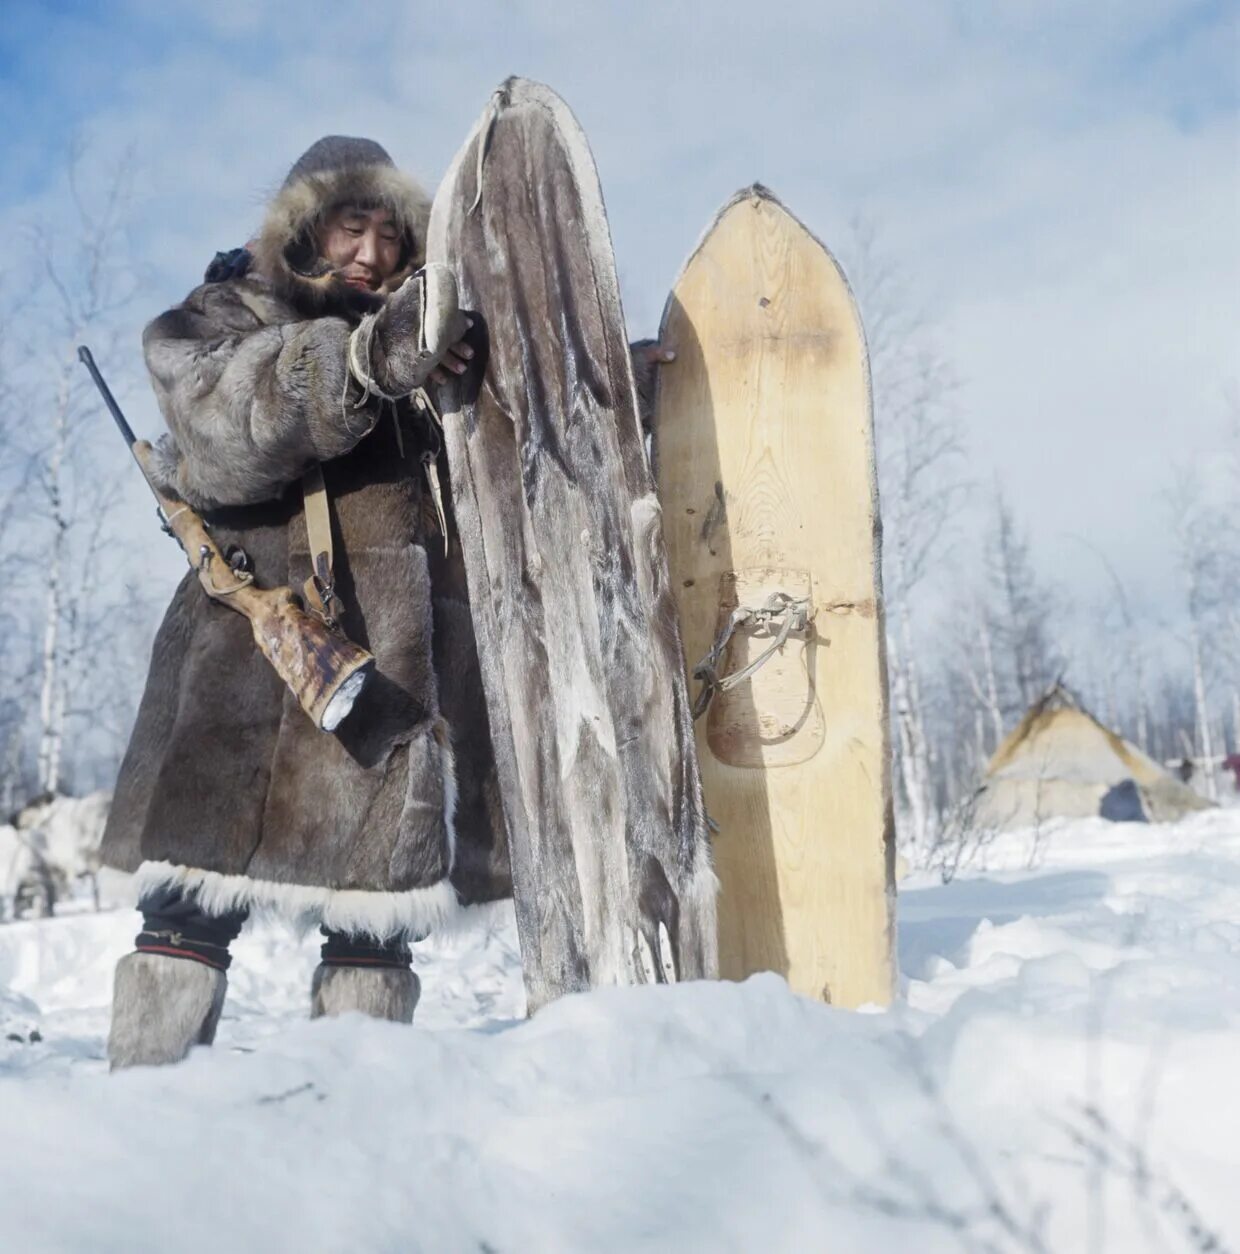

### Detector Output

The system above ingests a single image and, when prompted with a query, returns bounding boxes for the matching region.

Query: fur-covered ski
[427,77,717,1011]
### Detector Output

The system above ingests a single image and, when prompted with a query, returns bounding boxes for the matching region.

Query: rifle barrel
[77,345,136,448]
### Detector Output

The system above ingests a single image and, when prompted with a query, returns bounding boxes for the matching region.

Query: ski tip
[737,181,781,206]
[717,183,784,217]
[661,183,792,315]
[706,183,792,231]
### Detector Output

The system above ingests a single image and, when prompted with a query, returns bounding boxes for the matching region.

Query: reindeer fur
[101,145,508,940]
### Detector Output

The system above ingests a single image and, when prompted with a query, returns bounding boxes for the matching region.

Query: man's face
[317,205,403,292]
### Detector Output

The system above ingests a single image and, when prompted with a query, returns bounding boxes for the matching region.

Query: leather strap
[302,463,341,626]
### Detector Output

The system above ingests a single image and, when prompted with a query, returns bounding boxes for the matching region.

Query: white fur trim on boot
[107,951,227,1071]
[310,964,420,1024]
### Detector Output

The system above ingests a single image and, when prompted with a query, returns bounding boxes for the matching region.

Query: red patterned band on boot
[135,932,231,971]
[320,955,411,968]
[319,929,412,969]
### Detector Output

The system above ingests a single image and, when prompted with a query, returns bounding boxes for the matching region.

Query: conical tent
[972,685,1213,829]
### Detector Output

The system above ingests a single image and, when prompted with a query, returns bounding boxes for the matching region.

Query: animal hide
[427,78,717,1010]
[310,964,421,1022]
[107,952,227,1070]
[101,143,509,940]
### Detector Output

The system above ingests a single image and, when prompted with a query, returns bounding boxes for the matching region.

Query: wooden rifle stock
[79,346,374,732]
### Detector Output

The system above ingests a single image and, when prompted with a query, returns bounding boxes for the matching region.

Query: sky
[1,0,1237,667]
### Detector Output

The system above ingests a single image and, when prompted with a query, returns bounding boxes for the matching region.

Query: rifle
[77,345,374,732]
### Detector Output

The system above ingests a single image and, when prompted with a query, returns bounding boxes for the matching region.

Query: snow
[2,810,1239,1252]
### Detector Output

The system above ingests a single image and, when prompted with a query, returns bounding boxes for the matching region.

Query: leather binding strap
[302,463,342,627]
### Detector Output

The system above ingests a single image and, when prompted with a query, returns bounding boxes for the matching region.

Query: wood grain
[654,187,895,1007]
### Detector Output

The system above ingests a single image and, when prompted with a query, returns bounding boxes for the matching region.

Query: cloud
[1,0,1235,660]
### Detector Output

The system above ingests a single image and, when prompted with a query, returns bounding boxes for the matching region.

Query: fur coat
[100,141,509,939]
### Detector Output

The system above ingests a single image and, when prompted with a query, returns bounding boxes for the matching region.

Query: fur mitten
[347,264,469,399]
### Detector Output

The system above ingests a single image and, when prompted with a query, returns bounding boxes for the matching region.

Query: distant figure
[1224,754,1240,792]
[1099,778,1148,823]
[1177,757,1195,784]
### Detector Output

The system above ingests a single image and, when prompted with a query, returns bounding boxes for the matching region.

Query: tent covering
[973,685,1214,830]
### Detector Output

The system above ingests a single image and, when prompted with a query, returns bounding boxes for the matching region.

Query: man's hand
[630,338,676,429]
[349,265,471,399]
[429,334,474,386]
[633,342,676,370]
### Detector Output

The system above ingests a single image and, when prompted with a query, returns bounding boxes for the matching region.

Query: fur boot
[310,964,420,1023]
[107,952,227,1070]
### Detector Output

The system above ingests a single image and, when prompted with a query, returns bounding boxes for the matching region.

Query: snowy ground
[2,809,1239,1253]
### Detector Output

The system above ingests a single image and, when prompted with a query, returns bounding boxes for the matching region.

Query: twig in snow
[256,1081,323,1106]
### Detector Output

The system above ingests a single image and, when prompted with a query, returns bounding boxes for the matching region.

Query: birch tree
[847,220,970,855]
[1166,467,1227,799]
[11,147,138,797]
[955,596,1005,755]
[1068,534,1151,751]
[0,286,43,806]
[983,488,1062,720]
[1221,391,1240,709]
[939,637,1001,801]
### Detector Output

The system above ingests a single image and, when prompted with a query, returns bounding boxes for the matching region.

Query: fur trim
[131,860,460,941]
[253,161,431,320]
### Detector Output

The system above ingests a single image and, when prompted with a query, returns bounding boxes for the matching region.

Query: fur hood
[253,137,431,320]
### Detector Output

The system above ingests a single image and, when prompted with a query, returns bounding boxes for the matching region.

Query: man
[104,135,673,1069]
[102,136,513,1068]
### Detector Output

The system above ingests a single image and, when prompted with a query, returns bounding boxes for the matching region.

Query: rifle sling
[302,410,447,625]
[302,463,340,625]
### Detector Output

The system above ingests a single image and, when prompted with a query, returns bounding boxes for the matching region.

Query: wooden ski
[652,186,895,1008]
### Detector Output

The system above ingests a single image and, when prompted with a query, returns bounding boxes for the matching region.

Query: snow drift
[1,809,1238,1251]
